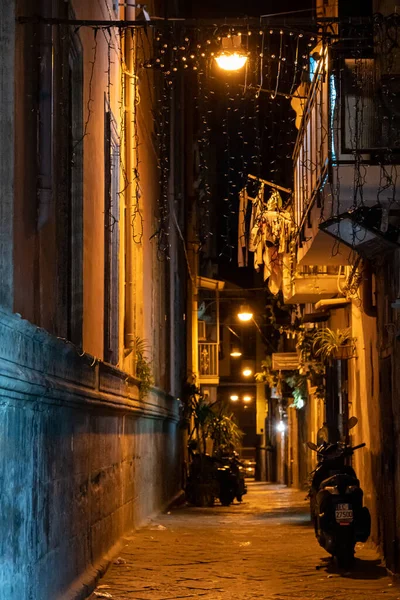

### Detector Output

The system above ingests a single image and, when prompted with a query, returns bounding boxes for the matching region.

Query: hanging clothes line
[247,174,291,195]
[238,184,292,296]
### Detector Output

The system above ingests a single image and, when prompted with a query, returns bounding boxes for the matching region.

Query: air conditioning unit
[198,320,207,341]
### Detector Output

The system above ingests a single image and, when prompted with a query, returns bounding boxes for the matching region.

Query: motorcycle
[185,451,247,507]
[215,452,247,506]
[307,417,371,567]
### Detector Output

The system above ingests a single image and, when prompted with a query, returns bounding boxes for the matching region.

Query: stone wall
[0,310,180,600]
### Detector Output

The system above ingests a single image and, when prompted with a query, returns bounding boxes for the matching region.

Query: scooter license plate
[335,503,353,524]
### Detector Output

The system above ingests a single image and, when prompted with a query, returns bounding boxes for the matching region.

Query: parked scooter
[185,449,247,507]
[307,417,371,567]
[215,452,247,506]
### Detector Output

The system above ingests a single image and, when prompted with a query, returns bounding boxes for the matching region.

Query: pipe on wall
[124,3,136,357]
[37,0,53,230]
[362,262,377,318]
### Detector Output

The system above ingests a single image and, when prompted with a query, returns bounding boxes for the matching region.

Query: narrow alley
[90,484,400,600]
[5,2,400,598]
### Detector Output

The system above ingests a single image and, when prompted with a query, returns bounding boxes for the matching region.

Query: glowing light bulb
[215,53,248,71]
[276,421,285,433]
[230,347,242,357]
[237,305,253,322]
[243,395,252,403]
[242,368,253,377]
[230,394,239,402]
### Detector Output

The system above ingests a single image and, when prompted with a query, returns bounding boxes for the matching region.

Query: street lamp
[230,346,242,358]
[215,35,248,71]
[242,368,253,377]
[237,304,253,322]
[241,359,255,378]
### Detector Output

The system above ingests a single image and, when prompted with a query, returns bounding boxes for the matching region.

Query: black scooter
[215,453,247,506]
[185,451,247,507]
[307,417,371,568]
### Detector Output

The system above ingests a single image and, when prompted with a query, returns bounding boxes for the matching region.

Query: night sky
[184,0,314,19]
[182,0,315,283]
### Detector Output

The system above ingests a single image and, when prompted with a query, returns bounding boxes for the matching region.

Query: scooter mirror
[307,441,318,451]
[348,416,358,430]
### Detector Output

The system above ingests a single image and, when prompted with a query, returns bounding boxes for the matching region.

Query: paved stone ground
[90,482,400,600]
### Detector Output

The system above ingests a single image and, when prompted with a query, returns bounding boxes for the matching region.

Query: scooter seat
[320,472,359,490]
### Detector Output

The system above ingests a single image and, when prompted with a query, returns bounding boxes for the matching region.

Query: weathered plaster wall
[0,310,180,600]
[72,0,122,359]
[348,302,381,544]
[0,0,14,310]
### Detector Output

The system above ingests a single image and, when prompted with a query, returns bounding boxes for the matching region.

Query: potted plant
[254,355,279,388]
[134,337,154,399]
[312,327,356,362]
[184,395,244,507]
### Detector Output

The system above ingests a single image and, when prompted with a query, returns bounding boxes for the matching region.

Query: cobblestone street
[90,483,400,600]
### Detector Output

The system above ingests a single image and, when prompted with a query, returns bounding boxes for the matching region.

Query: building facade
[283,0,400,571]
[1,1,187,598]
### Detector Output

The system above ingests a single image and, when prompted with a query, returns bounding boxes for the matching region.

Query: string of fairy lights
[20,12,400,271]
[138,23,319,257]
[322,14,400,272]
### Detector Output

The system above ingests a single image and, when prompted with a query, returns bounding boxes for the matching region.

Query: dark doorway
[379,356,398,571]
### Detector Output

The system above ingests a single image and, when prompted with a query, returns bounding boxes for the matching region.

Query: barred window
[104,104,120,364]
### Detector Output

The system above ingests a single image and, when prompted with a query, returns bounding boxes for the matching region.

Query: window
[67,32,84,346]
[104,103,120,364]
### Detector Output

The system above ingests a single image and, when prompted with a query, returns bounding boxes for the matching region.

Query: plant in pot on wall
[312,328,356,363]
[134,337,154,399]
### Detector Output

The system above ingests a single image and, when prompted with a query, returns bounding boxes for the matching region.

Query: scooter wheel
[336,546,355,569]
[219,491,235,506]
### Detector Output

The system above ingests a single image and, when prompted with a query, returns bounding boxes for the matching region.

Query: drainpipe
[124,5,136,357]
[362,262,377,318]
[37,0,53,230]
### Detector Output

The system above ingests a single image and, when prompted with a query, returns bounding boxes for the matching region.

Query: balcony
[293,48,330,239]
[198,342,219,384]
[283,265,345,304]
[293,35,400,265]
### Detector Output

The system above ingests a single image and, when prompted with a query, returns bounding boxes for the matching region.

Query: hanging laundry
[237,183,292,296]
[238,188,248,267]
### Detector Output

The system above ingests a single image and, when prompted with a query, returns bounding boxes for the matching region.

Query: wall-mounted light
[215,35,248,71]
[237,304,253,322]
[276,420,286,433]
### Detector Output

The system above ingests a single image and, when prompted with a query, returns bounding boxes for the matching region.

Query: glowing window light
[309,55,318,81]
[330,74,337,164]
[215,52,248,71]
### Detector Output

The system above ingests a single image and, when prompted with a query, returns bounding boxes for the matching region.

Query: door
[379,356,398,571]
